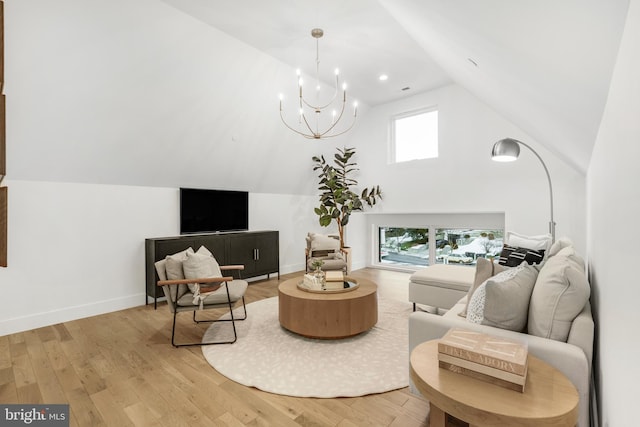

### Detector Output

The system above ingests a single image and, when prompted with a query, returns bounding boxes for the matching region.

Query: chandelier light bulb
[335,68,340,76]
[296,69,301,76]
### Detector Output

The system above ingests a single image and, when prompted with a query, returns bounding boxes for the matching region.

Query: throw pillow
[459,258,506,318]
[466,263,538,332]
[165,247,194,280]
[182,249,226,308]
[498,245,545,267]
[528,246,590,341]
[162,247,194,302]
[547,237,574,258]
[307,232,341,252]
[506,231,552,252]
[183,249,223,292]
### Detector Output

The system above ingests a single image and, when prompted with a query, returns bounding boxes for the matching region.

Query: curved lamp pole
[491,138,555,243]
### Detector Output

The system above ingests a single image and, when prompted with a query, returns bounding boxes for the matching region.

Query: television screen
[180,188,249,234]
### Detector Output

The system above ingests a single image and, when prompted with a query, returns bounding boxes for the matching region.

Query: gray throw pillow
[459,258,506,318]
[467,263,538,332]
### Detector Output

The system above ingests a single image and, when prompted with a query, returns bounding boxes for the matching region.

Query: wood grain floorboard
[0,268,429,426]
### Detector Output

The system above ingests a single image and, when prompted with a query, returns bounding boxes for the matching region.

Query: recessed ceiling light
[467,58,479,67]
[401,86,410,91]
[379,74,389,81]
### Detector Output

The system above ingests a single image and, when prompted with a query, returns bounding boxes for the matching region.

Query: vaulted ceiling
[162,0,630,173]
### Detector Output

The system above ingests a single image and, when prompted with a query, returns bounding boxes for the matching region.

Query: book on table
[437,328,528,392]
[324,271,344,282]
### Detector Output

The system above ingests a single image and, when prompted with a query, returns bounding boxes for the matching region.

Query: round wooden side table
[278,276,378,339]
[410,340,579,427]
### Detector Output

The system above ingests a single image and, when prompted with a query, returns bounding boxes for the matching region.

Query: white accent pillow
[547,237,574,258]
[307,232,341,252]
[528,246,590,341]
[164,247,194,280]
[506,231,552,252]
[467,263,538,332]
[183,248,223,293]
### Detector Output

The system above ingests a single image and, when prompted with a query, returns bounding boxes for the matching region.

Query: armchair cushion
[176,280,248,307]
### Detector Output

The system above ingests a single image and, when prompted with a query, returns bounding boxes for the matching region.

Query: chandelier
[279,28,358,139]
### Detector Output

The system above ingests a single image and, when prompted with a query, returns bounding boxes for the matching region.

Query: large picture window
[391,108,438,163]
[378,226,504,268]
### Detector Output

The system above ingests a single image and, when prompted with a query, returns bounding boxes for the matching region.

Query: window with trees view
[378,227,504,268]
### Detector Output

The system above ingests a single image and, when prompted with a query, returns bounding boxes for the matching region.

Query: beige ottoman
[409,265,475,312]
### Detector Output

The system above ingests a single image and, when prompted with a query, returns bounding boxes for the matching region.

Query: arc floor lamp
[491,138,556,243]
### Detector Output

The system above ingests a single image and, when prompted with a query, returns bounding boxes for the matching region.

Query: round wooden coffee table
[410,340,579,427]
[278,276,378,339]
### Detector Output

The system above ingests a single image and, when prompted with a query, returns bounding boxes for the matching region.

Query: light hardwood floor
[0,268,429,426]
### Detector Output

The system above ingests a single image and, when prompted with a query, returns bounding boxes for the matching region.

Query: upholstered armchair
[155,246,248,347]
[305,232,348,273]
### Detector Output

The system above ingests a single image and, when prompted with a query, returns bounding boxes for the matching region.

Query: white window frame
[367,213,505,273]
[389,107,439,164]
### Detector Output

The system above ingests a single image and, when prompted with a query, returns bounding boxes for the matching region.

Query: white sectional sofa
[408,239,594,427]
[408,264,474,312]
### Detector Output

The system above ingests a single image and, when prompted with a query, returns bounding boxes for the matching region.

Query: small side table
[410,340,579,427]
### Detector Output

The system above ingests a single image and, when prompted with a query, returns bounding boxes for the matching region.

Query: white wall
[348,84,587,261]
[6,0,341,195]
[587,0,640,425]
[0,180,319,336]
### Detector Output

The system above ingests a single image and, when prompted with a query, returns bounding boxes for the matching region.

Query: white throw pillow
[162,247,194,301]
[183,249,223,294]
[547,237,574,258]
[528,246,590,341]
[307,232,341,252]
[164,247,194,280]
[506,231,552,252]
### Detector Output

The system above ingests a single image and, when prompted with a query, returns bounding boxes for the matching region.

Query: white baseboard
[0,294,144,336]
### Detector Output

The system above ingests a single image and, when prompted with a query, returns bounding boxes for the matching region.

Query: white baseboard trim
[0,293,145,336]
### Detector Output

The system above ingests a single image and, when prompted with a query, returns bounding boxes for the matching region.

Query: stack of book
[437,328,529,392]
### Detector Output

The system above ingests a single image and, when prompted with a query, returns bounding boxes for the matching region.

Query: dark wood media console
[145,230,279,308]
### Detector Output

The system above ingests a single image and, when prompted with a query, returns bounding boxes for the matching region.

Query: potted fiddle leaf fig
[312,146,382,249]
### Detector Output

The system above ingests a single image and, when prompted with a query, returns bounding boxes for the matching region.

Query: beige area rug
[202,296,413,398]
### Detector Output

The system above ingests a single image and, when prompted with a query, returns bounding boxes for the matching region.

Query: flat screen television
[180,188,249,234]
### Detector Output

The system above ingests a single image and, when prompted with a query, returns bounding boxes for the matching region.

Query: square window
[391,109,438,163]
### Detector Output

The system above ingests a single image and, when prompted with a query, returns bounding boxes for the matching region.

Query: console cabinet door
[254,232,279,276]
[227,231,279,278]
[228,234,258,276]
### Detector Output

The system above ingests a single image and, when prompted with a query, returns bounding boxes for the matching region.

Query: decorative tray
[297,277,359,294]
